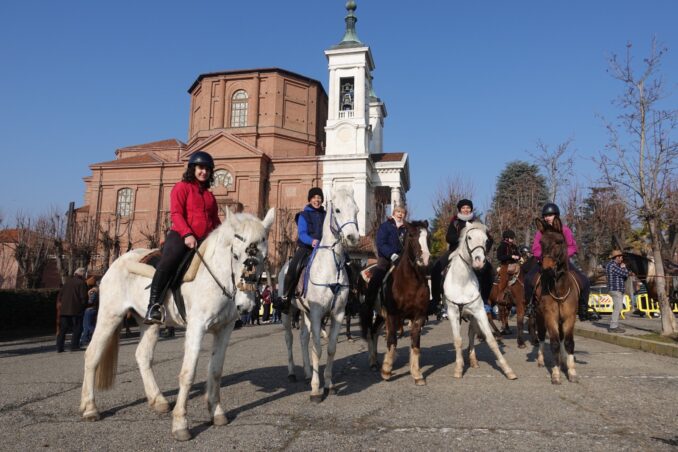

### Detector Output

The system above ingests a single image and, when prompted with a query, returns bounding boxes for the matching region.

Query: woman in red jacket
[144,151,221,324]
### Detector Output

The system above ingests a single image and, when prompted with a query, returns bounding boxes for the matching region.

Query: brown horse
[532,217,579,384]
[489,264,530,348]
[360,220,431,385]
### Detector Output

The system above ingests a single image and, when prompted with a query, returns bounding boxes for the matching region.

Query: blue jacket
[296,204,326,249]
[376,218,407,259]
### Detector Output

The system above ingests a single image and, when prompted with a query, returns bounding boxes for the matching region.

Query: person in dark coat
[80,276,99,346]
[281,187,326,313]
[496,229,520,295]
[430,199,494,307]
[56,267,89,352]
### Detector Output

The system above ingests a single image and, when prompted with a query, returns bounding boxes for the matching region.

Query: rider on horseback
[496,229,520,295]
[280,187,326,314]
[430,199,494,309]
[364,205,408,306]
[523,203,592,321]
[144,151,220,325]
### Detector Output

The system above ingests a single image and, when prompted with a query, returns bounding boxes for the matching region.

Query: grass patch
[637,332,678,344]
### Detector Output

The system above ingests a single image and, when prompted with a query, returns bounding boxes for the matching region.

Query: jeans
[609,290,624,328]
[80,308,97,345]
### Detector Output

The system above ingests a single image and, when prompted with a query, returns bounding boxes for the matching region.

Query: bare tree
[430,176,475,255]
[597,39,678,335]
[528,137,576,204]
[13,212,58,288]
[274,207,297,274]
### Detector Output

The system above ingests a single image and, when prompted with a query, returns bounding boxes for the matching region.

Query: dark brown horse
[489,264,529,348]
[533,217,579,384]
[360,220,431,385]
[623,251,677,306]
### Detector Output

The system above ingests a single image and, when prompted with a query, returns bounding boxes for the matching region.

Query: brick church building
[78,2,409,272]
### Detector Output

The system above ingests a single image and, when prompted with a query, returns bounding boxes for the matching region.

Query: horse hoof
[453,371,462,379]
[518,343,526,349]
[506,372,518,380]
[213,414,228,426]
[310,394,323,404]
[82,411,100,422]
[370,364,379,372]
[568,375,578,383]
[380,371,392,381]
[152,401,171,414]
[287,374,297,383]
[172,429,192,441]
[551,377,562,385]
[414,378,426,386]
[327,387,338,396]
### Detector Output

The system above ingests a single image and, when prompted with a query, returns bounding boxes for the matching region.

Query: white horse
[79,209,274,441]
[442,221,517,380]
[280,187,359,402]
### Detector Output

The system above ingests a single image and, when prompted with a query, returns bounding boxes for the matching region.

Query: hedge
[0,289,59,335]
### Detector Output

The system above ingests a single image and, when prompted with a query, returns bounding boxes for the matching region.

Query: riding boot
[144,269,172,325]
[578,296,591,321]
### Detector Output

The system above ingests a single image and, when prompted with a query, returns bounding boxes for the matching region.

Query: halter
[456,228,486,268]
[194,234,262,300]
[328,200,359,241]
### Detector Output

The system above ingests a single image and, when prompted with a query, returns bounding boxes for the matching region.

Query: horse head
[459,221,488,270]
[327,187,360,246]
[226,208,275,314]
[535,216,567,285]
[403,220,431,268]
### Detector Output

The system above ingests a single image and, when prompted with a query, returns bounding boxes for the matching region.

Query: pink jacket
[531,224,577,260]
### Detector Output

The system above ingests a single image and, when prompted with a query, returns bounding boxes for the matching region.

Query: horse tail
[95,324,121,390]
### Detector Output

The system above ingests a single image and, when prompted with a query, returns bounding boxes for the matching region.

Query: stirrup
[144,304,165,325]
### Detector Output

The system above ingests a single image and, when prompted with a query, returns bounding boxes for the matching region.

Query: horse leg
[300,314,312,381]
[535,310,546,368]
[171,325,205,441]
[368,315,383,371]
[515,288,527,349]
[324,311,344,395]
[562,312,577,383]
[544,310,562,385]
[446,305,464,379]
[381,314,398,381]
[206,324,235,426]
[134,323,170,414]
[466,317,479,369]
[409,316,426,385]
[472,304,517,380]
[282,312,297,382]
[80,310,124,421]
[306,310,323,402]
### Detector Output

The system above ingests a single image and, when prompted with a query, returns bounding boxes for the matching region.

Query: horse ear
[535,217,545,232]
[553,216,563,233]
[423,220,429,229]
[262,208,275,232]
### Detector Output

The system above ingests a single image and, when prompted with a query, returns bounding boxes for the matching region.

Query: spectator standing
[261,285,272,323]
[606,250,629,333]
[56,267,88,352]
[80,276,99,346]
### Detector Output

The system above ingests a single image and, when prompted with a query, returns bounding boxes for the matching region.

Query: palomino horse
[442,222,517,380]
[360,220,431,385]
[533,217,579,384]
[80,209,274,441]
[281,187,360,402]
[489,264,529,348]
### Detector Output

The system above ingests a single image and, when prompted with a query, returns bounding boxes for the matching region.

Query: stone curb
[574,327,678,358]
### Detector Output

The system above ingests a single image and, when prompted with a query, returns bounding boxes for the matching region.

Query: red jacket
[170,180,221,240]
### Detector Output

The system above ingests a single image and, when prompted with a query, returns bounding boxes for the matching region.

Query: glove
[390,253,399,263]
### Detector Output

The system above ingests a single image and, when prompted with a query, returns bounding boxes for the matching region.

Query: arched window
[116,188,133,217]
[230,90,248,127]
[212,169,234,189]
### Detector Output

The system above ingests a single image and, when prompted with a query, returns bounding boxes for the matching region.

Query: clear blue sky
[1,0,677,222]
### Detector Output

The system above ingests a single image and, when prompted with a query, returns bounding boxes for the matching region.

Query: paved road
[1,317,677,451]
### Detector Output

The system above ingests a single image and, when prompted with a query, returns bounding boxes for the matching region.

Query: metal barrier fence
[588,292,678,319]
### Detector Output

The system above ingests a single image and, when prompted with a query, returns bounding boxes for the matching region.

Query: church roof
[91,153,165,167]
[116,138,186,154]
[188,68,325,94]
[0,229,19,243]
[370,152,405,163]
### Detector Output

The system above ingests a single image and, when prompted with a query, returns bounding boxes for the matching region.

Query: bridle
[328,200,359,243]
[457,227,487,268]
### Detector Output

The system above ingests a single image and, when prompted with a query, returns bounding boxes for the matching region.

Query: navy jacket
[295,204,326,249]
[376,218,407,259]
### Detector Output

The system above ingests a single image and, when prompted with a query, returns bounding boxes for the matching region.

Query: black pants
[57,315,83,352]
[157,231,191,273]
[431,252,493,304]
[366,257,391,303]
[284,246,312,298]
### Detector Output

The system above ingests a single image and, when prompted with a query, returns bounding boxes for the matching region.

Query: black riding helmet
[519,245,530,255]
[188,151,215,169]
[502,229,516,239]
[542,203,560,217]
